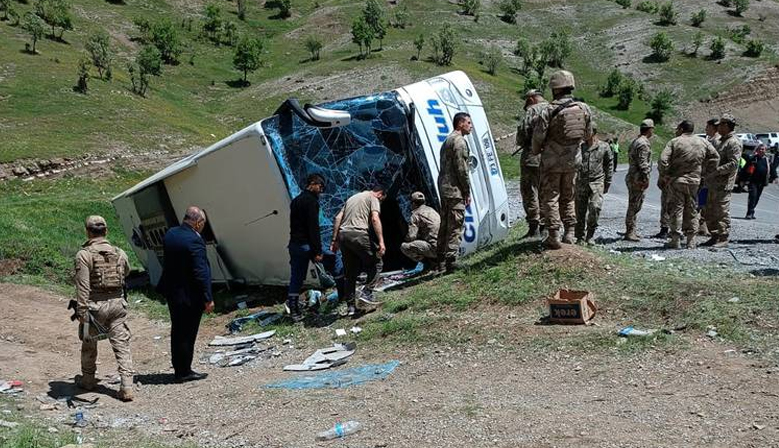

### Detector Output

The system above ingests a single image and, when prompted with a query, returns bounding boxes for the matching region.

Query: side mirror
[305,106,351,128]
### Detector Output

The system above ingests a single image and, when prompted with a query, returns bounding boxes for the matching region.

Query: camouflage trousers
[520,164,541,224]
[668,181,699,236]
[437,198,465,261]
[81,297,134,380]
[705,187,732,238]
[401,240,436,262]
[574,181,604,239]
[625,183,648,233]
[660,185,671,228]
[540,171,577,232]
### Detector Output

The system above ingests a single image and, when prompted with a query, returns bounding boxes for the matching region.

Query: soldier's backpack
[87,245,125,292]
[548,99,588,145]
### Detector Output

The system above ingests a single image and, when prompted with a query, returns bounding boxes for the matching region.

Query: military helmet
[85,215,107,230]
[549,70,576,90]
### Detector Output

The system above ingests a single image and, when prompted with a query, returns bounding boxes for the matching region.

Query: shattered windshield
[262,93,437,250]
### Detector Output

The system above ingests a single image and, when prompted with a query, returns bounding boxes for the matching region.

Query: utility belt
[88,290,124,302]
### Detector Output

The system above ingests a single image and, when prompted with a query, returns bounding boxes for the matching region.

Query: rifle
[68,300,108,342]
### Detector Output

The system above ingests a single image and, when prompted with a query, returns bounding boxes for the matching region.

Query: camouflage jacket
[578,140,613,186]
[531,96,593,173]
[708,132,743,191]
[74,237,130,316]
[658,134,720,185]
[515,101,547,168]
[438,131,471,201]
[405,204,441,246]
[626,135,652,186]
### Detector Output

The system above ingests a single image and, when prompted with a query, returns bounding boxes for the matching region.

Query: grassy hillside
[1,0,777,167]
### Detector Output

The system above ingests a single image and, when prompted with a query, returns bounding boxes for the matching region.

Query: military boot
[562,227,576,245]
[712,235,729,248]
[545,230,562,250]
[118,376,134,402]
[623,229,640,242]
[700,235,718,247]
[665,234,681,249]
[653,227,669,239]
[76,373,97,391]
[686,234,697,249]
[521,221,540,239]
[585,228,596,245]
[285,297,304,323]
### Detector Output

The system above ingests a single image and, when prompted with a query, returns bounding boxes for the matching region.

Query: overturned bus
[112,71,510,286]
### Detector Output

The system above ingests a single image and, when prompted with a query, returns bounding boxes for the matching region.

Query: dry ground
[2,281,779,448]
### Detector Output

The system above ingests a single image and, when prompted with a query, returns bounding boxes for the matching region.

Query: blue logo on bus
[426,99,450,143]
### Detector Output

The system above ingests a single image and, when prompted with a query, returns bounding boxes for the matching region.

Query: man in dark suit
[157,206,214,383]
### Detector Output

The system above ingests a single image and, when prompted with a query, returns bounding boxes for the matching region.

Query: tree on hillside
[363,0,387,49]
[690,9,706,27]
[733,0,748,16]
[129,45,162,97]
[221,20,237,46]
[649,31,673,61]
[0,0,15,21]
[498,0,521,24]
[133,17,152,42]
[617,76,640,110]
[233,36,263,85]
[615,0,631,8]
[73,55,90,94]
[635,1,658,14]
[690,30,704,56]
[391,3,410,28]
[85,30,114,80]
[413,33,424,60]
[237,0,246,20]
[461,0,480,17]
[648,89,673,123]
[304,35,323,61]
[22,12,45,53]
[484,45,502,76]
[599,68,624,97]
[431,23,455,66]
[351,15,374,58]
[151,18,182,64]
[541,29,572,68]
[658,1,676,25]
[276,0,292,18]
[202,3,222,42]
[745,39,764,57]
[34,0,72,40]
[709,36,725,59]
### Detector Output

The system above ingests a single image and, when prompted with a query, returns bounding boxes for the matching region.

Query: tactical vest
[87,245,125,293]
[549,102,587,145]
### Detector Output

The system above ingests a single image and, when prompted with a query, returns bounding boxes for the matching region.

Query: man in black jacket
[745,144,772,220]
[286,174,326,321]
[157,206,214,383]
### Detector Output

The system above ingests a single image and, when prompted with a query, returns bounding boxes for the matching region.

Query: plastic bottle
[326,291,339,303]
[618,326,656,337]
[74,411,87,428]
[307,290,323,308]
[316,421,362,441]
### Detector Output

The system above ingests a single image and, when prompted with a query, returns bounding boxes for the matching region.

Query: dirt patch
[541,244,606,273]
[0,258,25,277]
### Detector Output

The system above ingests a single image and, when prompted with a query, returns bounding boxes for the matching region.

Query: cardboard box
[547,290,597,325]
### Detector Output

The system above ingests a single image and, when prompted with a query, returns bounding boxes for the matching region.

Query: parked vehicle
[755,132,779,149]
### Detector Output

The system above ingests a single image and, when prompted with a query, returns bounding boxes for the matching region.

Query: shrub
[21,12,45,53]
[691,30,704,56]
[221,20,237,46]
[129,45,162,97]
[133,17,152,42]
[649,31,673,61]
[745,39,764,57]
[498,0,521,24]
[616,0,631,8]
[710,36,725,59]
[617,76,640,110]
[648,89,674,123]
[733,0,748,16]
[237,0,246,20]
[304,35,323,61]
[658,1,676,25]
[540,29,572,68]
[636,1,658,13]
[0,0,15,21]
[718,0,732,6]
[728,24,750,44]
[34,0,72,40]
[363,0,387,49]
[85,30,113,80]
[600,68,624,97]
[431,23,456,66]
[690,9,706,26]
[413,33,424,60]
[233,36,263,84]
[351,16,374,58]
[484,46,502,75]
[277,0,292,18]
[150,19,182,63]
[523,74,546,94]
[74,55,89,94]
[461,0,480,16]
[391,3,410,28]
[202,3,222,41]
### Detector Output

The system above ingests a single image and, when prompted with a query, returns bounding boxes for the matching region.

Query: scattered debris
[209,330,276,346]
[335,328,347,337]
[153,336,162,340]
[237,301,248,310]
[649,254,666,262]
[208,345,271,367]
[728,297,741,303]
[284,343,356,371]
[0,380,23,394]
[39,403,57,411]
[350,326,362,335]
[316,421,362,441]
[545,290,597,325]
[706,327,719,338]
[618,326,657,337]
[0,419,19,429]
[226,312,283,334]
[753,423,766,430]
[268,360,400,390]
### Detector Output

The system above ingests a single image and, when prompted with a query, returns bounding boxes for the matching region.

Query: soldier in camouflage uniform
[654,179,671,239]
[516,89,548,239]
[74,216,134,401]
[624,119,655,241]
[698,118,721,236]
[401,192,441,269]
[658,121,719,249]
[702,114,743,248]
[532,70,593,249]
[436,112,472,272]
[575,128,613,244]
